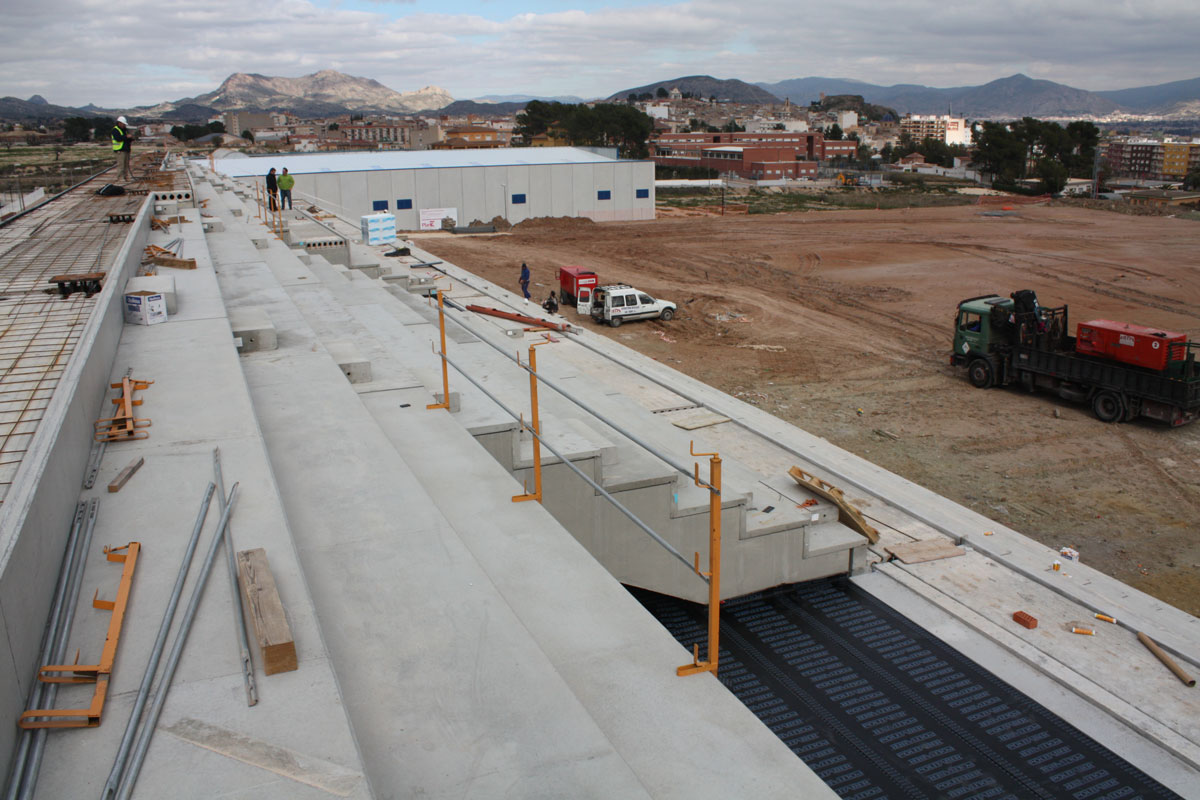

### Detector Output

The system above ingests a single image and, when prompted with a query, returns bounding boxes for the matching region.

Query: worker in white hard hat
[112,116,133,182]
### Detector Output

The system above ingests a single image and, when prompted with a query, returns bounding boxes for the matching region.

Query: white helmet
[117,116,127,124]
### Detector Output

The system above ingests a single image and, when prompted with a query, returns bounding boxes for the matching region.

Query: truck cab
[589,285,676,327]
[952,295,1010,363]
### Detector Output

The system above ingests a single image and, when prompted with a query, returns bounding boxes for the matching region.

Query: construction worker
[277,168,295,210]
[112,116,133,182]
[265,167,279,212]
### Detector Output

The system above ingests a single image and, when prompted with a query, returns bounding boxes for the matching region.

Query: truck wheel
[968,359,993,389]
[660,308,674,321]
[609,316,622,328]
[1092,391,1124,423]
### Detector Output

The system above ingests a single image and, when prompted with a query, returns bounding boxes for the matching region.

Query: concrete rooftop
[1,157,1197,799]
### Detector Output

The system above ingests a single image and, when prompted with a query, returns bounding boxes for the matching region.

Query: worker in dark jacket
[542,291,559,314]
[265,167,279,212]
[519,262,531,301]
[111,116,133,181]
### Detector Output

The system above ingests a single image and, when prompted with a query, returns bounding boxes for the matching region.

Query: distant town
[2,78,1199,213]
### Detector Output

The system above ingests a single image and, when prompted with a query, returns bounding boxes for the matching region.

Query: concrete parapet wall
[0,197,152,781]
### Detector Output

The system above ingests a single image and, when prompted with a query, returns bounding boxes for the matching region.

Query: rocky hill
[606,76,780,104]
[137,70,454,118]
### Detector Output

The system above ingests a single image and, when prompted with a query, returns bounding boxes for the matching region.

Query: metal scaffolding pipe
[101,483,216,800]
[18,498,100,800]
[4,502,87,800]
[214,448,257,707]
[439,350,703,581]
[115,484,240,800]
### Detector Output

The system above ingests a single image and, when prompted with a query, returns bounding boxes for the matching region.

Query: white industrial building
[208,146,655,230]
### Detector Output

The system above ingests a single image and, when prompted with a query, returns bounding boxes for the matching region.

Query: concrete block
[803,521,865,558]
[125,274,177,314]
[326,341,371,384]
[230,207,242,217]
[228,306,278,353]
[350,263,382,280]
[201,218,224,233]
[252,237,269,250]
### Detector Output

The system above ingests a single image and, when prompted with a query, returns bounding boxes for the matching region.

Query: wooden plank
[885,538,966,564]
[788,466,880,544]
[107,456,144,493]
[236,548,297,675]
[150,254,197,270]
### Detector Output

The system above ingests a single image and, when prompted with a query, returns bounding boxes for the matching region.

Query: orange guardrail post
[426,289,451,410]
[513,340,553,504]
[678,443,722,677]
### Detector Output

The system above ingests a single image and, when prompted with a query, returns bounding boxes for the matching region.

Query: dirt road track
[420,204,1200,615]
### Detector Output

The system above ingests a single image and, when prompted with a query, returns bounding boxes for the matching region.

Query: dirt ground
[418,202,1200,616]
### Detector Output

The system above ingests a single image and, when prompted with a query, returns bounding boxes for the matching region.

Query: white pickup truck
[586,284,676,327]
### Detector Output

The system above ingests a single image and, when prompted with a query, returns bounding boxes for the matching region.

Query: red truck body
[1076,320,1188,372]
[559,266,598,303]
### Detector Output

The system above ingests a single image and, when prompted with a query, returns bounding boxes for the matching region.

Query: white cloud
[0,0,1195,108]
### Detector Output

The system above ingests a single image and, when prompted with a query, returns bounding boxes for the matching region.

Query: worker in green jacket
[277,168,295,210]
[111,116,133,182]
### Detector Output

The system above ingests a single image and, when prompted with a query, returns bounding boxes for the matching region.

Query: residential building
[431,125,508,149]
[223,111,284,137]
[1102,138,1200,181]
[899,115,971,146]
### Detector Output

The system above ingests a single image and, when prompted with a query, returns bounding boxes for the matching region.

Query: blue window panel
[397,198,413,210]
[372,200,388,211]
[597,190,612,200]
[511,193,527,204]
[636,188,650,199]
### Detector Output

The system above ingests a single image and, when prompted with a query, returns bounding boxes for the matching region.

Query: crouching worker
[542,291,559,314]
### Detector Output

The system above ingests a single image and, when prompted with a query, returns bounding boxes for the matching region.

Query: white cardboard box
[124,291,168,325]
[360,213,396,245]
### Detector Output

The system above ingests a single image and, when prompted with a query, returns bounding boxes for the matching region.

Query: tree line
[515,101,654,158]
[971,118,1099,193]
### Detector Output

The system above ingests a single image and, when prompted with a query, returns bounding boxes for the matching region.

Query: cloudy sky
[2,0,1196,108]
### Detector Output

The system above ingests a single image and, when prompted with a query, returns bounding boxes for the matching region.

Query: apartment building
[1102,138,1200,181]
[899,114,971,146]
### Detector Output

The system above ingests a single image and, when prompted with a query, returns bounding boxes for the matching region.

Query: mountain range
[754,74,1200,119]
[1,70,1198,124]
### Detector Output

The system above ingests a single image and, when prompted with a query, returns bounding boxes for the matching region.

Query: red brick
[1013,611,1038,629]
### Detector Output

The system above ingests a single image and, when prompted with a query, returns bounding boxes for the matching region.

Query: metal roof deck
[207,146,634,178]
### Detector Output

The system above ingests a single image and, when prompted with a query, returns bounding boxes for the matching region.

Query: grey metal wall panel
[482,167,507,222]
[415,169,440,224]
[366,171,391,217]
[438,169,465,219]
[505,166,530,224]
[574,166,594,214]
[528,166,555,219]
[391,170,418,230]
[460,168,487,224]
[342,173,367,219]
[615,163,632,205]
[550,164,573,216]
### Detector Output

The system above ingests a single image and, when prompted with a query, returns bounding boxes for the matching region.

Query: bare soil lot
[420,203,1200,615]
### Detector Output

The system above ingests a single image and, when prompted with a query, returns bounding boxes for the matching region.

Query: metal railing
[425,288,724,675]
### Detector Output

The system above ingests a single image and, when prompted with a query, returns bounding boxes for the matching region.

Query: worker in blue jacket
[519,262,531,301]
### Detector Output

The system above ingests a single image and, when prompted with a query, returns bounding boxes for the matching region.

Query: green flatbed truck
[950,292,1200,426]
